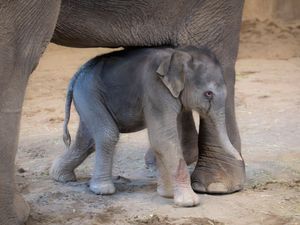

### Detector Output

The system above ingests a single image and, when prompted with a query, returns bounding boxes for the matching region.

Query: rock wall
[243,0,300,23]
[239,0,300,59]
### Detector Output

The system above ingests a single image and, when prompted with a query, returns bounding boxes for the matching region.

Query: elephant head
[156,46,243,161]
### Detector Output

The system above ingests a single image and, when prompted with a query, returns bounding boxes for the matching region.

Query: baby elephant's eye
[204,90,214,99]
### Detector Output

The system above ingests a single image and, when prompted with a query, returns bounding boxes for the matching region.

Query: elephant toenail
[191,182,206,193]
[207,182,228,193]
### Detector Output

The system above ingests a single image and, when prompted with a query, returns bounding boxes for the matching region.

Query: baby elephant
[51,46,241,207]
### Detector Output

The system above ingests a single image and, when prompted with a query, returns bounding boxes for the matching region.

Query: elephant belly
[114,109,145,133]
[105,88,145,133]
[51,0,187,47]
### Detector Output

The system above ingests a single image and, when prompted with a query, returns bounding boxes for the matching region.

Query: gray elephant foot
[14,193,30,224]
[157,183,173,198]
[191,145,245,194]
[89,179,116,195]
[174,187,200,207]
[50,159,77,183]
[172,159,200,207]
[144,149,156,170]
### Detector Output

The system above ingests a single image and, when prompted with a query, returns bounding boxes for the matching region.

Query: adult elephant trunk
[191,107,245,193]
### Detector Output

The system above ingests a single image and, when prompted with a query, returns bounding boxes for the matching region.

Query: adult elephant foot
[190,56,246,194]
[191,116,246,194]
[191,145,245,194]
[0,193,30,225]
[14,193,30,225]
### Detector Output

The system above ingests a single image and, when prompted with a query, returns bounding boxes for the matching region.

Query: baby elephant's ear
[156,51,191,98]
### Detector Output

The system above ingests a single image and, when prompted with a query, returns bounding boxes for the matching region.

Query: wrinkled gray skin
[0,0,245,224]
[50,47,243,207]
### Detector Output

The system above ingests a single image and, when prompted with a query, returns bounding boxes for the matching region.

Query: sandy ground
[239,20,300,59]
[16,22,300,225]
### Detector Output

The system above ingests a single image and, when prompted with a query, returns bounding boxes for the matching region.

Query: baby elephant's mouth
[194,107,211,118]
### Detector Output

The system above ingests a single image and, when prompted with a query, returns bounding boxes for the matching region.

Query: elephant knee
[95,129,119,149]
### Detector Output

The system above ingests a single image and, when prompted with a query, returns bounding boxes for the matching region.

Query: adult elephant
[0,0,245,224]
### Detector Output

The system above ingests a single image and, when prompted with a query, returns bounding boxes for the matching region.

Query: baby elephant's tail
[63,80,74,148]
[63,56,101,148]
[63,71,81,148]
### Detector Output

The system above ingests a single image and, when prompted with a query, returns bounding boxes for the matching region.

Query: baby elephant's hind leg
[79,103,119,195]
[50,122,94,182]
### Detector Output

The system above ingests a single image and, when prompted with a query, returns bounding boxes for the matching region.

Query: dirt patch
[128,215,224,225]
[249,179,300,191]
[259,214,294,225]
[92,206,126,224]
[128,215,173,225]
[239,20,300,59]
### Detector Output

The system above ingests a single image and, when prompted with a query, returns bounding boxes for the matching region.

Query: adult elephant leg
[0,108,29,225]
[191,65,245,194]
[177,110,198,165]
[191,58,246,194]
[0,1,61,224]
[190,44,246,193]
[178,0,246,194]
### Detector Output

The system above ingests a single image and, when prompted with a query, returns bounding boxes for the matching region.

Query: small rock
[18,168,26,173]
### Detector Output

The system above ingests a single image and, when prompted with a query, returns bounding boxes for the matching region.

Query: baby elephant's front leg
[156,151,200,207]
[147,110,200,207]
[174,159,200,207]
